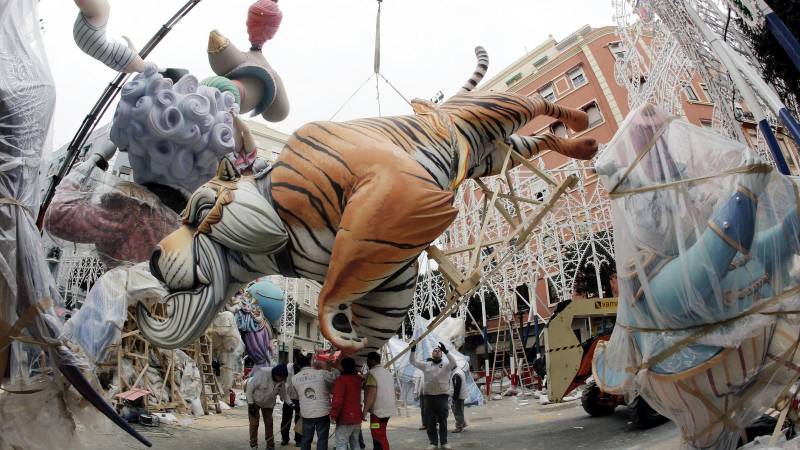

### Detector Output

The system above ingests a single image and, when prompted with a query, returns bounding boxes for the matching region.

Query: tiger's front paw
[319,301,367,354]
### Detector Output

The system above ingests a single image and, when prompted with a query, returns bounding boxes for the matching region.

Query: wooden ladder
[490,313,533,397]
[196,334,222,414]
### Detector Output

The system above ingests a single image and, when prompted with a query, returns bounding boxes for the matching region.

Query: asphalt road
[81,396,680,450]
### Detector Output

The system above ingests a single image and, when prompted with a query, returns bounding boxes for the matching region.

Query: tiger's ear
[216,158,241,182]
[411,98,437,116]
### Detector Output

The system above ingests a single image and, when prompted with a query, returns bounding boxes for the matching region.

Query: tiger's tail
[458,46,489,93]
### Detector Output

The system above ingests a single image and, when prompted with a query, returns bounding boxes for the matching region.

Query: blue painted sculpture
[593,105,800,449]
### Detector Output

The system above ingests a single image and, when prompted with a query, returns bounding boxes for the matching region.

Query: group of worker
[244,351,393,450]
[244,341,470,450]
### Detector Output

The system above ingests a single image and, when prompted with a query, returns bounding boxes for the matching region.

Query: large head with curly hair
[110,64,239,197]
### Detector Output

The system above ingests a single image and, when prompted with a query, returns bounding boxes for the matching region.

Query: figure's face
[140,167,288,350]
[432,348,442,360]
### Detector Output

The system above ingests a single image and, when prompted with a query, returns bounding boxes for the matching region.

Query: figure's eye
[184,188,217,227]
[196,203,212,224]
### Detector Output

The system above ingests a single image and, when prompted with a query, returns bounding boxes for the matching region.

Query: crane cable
[329,0,411,121]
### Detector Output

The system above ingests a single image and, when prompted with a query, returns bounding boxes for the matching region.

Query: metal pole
[684,0,791,174]
[37,0,204,228]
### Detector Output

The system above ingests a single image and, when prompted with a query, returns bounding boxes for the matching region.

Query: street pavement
[82,396,681,450]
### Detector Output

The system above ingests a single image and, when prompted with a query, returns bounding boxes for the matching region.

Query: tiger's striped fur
[457,46,489,94]
[147,46,599,358]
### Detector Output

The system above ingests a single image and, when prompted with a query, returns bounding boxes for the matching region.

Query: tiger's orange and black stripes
[146,46,600,359]
[267,48,598,354]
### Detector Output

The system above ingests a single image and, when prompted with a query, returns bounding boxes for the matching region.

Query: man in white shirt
[450,366,469,433]
[279,361,301,446]
[362,351,396,450]
[410,342,456,450]
[289,355,338,450]
[246,364,289,450]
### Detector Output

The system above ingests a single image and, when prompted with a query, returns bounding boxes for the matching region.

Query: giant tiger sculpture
[142,48,599,359]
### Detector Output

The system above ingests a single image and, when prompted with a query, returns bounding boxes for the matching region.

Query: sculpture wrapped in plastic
[45,154,181,266]
[1,1,151,447]
[593,105,800,449]
[61,263,167,366]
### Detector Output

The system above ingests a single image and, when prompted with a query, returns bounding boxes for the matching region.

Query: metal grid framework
[410,156,615,343]
[54,254,106,309]
[612,0,783,165]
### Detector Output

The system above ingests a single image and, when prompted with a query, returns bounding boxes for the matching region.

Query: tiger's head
[140,159,288,349]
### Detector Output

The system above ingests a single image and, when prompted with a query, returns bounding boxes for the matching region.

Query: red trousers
[369,414,390,450]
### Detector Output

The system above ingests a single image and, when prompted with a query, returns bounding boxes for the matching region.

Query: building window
[583,102,603,127]
[117,166,132,180]
[539,84,556,102]
[683,83,699,102]
[533,56,549,68]
[550,121,568,138]
[294,320,299,336]
[608,41,626,60]
[568,66,587,88]
[700,119,713,128]
[306,323,311,338]
[700,83,711,102]
[505,72,522,87]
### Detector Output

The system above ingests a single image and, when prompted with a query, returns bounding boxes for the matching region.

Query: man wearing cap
[410,342,457,450]
[246,363,290,450]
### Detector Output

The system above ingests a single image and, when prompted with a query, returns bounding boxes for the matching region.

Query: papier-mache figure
[593,104,800,449]
[226,278,284,368]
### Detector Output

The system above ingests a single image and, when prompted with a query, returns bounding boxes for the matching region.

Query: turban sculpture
[110,64,238,198]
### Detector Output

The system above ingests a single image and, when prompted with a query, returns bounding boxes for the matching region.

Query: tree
[739,1,800,114]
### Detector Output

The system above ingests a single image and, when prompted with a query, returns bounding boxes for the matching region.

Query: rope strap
[620,284,800,373]
[0,197,33,217]
[0,297,55,377]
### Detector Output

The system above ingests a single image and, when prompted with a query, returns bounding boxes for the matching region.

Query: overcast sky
[41,0,615,150]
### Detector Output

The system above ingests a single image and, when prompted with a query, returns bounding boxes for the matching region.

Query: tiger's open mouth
[139,232,232,349]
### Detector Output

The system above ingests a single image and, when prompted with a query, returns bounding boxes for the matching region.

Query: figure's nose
[150,247,164,283]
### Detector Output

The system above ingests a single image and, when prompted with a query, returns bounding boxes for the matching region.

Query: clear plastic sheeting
[207,311,245,394]
[593,105,800,449]
[45,155,181,267]
[175,349,202,403]
[0,383,83,450]
[61,263,167,366]
[386,317,484,407]
[0,0,71,391]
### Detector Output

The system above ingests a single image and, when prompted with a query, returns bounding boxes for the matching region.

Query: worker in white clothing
[362,351,396,450]
[280,361,301,446]
[450,366,469,433]
[245,364,289,450]
[289,355,338,450]
[410,342,457,450]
